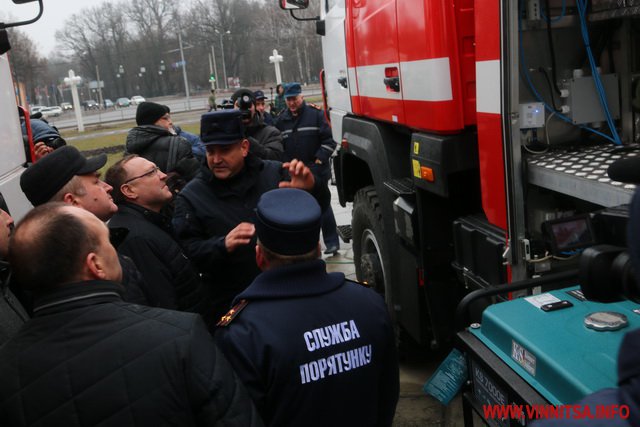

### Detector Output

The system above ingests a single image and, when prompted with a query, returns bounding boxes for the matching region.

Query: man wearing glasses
[126,101,200,190]
[105,155,215,329]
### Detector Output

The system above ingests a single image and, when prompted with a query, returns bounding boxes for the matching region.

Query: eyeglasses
[124,166,160,184]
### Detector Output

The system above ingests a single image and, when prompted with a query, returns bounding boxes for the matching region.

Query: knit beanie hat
[136,102,168,126]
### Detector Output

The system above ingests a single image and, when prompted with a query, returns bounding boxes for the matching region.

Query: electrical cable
[540,0,566,23]
[543,0,562,96]
[545,111,556,147]
[538,67,559,111]
[526,250,580,264]
[576,0,622,145]
[518,0,620,144]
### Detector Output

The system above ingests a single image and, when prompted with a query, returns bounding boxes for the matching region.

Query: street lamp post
[215,29,231,89]
[64,70,84,132]
[158,60,166,95]
[210,45,219,90]
[116,64,125,95]
[137,66,146,92]
[95,65,104,108]
[177,31,191,110]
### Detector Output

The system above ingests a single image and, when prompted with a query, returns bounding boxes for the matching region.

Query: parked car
[103,99,114,109]
[82,99,99,110]
[30,105,45,114]
[60,102,73,111]
[116,97,130,108]
[41,106,63,117]
[130,95,145,105]
[217,99,234,110]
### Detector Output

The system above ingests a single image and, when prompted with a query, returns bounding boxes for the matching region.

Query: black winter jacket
[216,260,399,426]
[0,260,28,346]
[0,280,262,427]
[245,114,284,161]
[125,125,200,181]
[173,156,329,320]
[109,203,215,328]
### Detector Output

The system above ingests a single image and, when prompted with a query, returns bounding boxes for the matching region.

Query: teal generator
[457,279,640,426]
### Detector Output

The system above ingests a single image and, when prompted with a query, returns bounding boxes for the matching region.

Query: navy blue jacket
[216,260,399,426]
[0,280,262,427]
[174,155,329,320]
[276,102,336,174]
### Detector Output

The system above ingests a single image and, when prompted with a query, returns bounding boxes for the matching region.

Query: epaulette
[308,103,322,110]
[216,299,249,327]
[345,278,371,288]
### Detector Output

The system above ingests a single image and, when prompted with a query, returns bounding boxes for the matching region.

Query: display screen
[544,215,596,254]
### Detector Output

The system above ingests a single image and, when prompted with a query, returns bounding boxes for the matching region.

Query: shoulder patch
[308,103,322,110]
[345,278,371,288]
[216,299,249,327]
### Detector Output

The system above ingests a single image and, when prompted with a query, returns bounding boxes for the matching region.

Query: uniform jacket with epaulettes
[215,259,399,427]
[275,101,336,176]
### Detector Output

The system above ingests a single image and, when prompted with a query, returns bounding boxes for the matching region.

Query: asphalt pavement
[49,86,323,130]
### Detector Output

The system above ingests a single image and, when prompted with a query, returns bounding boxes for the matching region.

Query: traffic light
[209,74,216,82]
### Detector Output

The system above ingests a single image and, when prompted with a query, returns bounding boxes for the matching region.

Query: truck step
[384,177,415,196]
[337,225,352,243]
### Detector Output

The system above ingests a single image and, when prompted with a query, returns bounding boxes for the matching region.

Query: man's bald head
[9,204,121,292]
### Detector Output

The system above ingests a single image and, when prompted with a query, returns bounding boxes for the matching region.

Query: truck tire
[353,186,421,356]
[352,186,389,300]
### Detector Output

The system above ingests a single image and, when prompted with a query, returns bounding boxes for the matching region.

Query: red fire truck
[279,0,640,349]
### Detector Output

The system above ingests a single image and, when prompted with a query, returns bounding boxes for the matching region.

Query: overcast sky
[6,0,112,57]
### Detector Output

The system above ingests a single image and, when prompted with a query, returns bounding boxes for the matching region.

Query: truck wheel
[352,186,388,299]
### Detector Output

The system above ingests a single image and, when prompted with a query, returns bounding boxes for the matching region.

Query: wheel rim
[360,228,387,295]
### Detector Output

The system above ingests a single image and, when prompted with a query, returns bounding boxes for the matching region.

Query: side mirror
[2,0,43,31]
[280,0,309,10]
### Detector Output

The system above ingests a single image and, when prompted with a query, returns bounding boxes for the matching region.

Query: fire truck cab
[280,0,640,349]
[281,0,640,421]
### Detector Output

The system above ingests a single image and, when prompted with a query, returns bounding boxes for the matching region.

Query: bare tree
[20,0,324,99]
[7,29,47,105]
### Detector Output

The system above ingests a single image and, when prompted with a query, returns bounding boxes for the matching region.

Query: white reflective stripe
[280,127,319,134]
[355,58,453,101]
[400,58,452,101]
[348,67,358,97]
[476,60,501,114]
[321,145,334,151]
[356,63,402,100]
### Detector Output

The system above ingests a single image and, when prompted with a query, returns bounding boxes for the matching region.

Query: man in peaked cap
[216,188,399,427]
[253,90,274,125]
[276,82,340,255]
[20,145,115,220]
[173,109,329,321]
[19,145,152,306]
